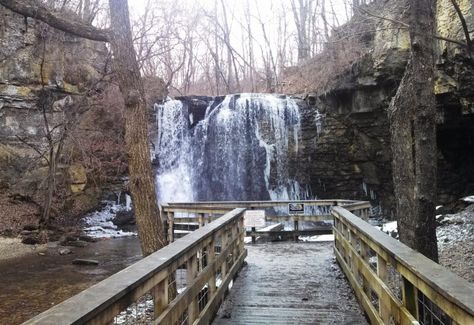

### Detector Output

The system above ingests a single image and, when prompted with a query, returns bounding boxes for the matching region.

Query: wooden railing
[162,200,371,242]
[332,206,474,325]
[24,208,247,325]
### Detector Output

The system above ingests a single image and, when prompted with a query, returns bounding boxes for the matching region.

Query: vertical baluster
[208,239,216,295]
[360,239,371,297]
[168,211,174,243]
[230,223,238,265]
[187,254,199,323]
[221,229,229,277]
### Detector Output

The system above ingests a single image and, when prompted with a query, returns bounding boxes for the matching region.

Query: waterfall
[154,93,309,203]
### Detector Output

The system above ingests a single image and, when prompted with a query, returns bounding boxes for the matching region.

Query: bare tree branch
[449,0,472,51]
[0,0,110,42]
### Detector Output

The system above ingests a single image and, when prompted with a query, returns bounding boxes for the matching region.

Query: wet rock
[23,224,38,231]
[72,259,99,266]
[22,236,39,245]
[78,235,98,243]
[66,240,88,248]
[47,232,62,242]
[1,229,15,237]
[113,210,135,227]
[58,248,72,255]
[221,312,231,319]
[65,235,79,242]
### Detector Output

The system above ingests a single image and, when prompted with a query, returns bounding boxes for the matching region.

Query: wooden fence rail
[332,206,474,325]
[162,200,371,243]
[23,208,247,325]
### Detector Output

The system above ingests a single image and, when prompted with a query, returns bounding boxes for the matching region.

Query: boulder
[58,248,72,255]
[113,210,135,227]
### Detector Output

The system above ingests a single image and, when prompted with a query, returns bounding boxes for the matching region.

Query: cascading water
[154,93,311,203]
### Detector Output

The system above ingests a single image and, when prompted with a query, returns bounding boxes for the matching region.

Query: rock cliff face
[0,7,108,230]
[284,0,474,214]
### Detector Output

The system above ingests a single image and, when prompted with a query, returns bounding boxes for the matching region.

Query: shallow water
[0,237,141,324]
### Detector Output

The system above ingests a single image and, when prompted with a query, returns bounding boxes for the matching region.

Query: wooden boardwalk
[213,241,368,325]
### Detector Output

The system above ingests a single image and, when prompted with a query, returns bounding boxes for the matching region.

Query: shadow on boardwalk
[214,242,368,324]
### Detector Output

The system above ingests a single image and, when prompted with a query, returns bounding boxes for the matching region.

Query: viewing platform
[23,200,474,325]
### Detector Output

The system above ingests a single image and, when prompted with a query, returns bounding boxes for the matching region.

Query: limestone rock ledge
[0,7,108,230]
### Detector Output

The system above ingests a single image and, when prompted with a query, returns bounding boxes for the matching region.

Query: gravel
[0,237,47,261]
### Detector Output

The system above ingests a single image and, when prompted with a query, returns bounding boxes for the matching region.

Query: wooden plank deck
[213,242,368,325]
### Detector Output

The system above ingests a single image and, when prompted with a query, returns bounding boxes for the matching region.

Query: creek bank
[0,195,136,263]
[0,236,142,324]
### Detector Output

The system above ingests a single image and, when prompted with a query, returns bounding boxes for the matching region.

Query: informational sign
[288,203,305,215]
[244,210,266,228]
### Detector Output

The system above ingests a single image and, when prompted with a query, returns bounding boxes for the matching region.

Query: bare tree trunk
[388,0,438,262]
[108,0,165,256]
[291,0,310,62]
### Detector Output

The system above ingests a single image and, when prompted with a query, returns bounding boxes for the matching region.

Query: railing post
[359,239,373,299]
[198,213,204,227]
[362,208,369,221]
[348,230,357,275]
[294,218,299,242]
[153,278,169,319]
[168,211,174,243]
[232,223,238,265]
[187,254,199,322]
[208,239,217,295]
[239,215,245,255]
[377,255,391,323]
[221,229,229,277]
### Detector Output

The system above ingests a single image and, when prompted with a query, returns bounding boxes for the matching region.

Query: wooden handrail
[332,206,474,324]
[162,199,361,211]
[161,200,370,243]
[23,208,247,325]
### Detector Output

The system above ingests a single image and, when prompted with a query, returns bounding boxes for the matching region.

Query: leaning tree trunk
[109,0,165,256]
[388,0,438,262]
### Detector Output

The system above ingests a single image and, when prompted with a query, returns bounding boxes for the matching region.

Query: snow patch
[83,201,137,238]
[462,196,474,203]
[300,234,335,242]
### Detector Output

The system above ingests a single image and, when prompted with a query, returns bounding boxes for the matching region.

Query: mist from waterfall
[154,93,311,203]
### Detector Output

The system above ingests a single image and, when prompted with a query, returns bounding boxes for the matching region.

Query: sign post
[244,210,265,244]
[288,203,305,242]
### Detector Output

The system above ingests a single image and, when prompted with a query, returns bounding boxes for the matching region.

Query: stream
[0,236,142,324]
